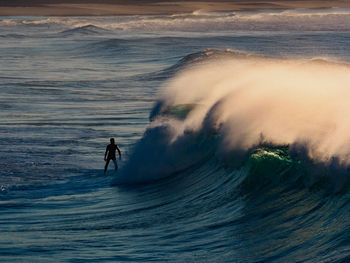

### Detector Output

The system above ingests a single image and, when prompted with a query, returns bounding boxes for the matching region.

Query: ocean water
[1,9,350,262]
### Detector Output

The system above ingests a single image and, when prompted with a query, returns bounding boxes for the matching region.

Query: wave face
[115,50,350,192]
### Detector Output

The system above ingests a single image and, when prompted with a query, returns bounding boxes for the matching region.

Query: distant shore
[0,0,350,16]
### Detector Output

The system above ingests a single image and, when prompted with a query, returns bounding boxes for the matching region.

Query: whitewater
[1,9,350,262]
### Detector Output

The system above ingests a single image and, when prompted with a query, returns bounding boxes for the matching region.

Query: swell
[59,25,111,36]
[114,50,350,193]
[143,49,262,81]
[2,9,350,31]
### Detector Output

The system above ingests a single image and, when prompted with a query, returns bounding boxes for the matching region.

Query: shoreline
[0,1,350,16]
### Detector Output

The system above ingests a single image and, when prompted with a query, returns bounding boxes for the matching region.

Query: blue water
[1,10,350,262]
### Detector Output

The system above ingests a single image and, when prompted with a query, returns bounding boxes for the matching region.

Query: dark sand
[0,0,350,16]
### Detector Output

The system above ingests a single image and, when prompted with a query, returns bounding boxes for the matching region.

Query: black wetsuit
[106,143,118,160]
[104,143,121,173]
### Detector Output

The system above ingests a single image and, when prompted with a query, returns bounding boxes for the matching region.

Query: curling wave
[114,50,350,192]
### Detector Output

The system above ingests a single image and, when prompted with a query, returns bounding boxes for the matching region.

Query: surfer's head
[110,138,115,144]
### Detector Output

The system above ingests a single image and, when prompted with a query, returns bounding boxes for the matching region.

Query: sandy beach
[0,0,350,16]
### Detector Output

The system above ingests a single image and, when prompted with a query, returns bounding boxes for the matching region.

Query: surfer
[104,138,121,174]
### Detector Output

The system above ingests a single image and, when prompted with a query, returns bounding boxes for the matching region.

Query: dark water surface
[1,11,350,262]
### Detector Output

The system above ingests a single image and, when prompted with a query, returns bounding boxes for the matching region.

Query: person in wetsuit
[104,138,121,174]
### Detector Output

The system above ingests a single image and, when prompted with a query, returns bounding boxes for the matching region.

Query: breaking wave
[114,50,350,193]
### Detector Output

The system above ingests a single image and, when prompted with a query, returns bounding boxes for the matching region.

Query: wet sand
[0,0,350,16]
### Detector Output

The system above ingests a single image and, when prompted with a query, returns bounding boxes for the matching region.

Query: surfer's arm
[104,146,109,161]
